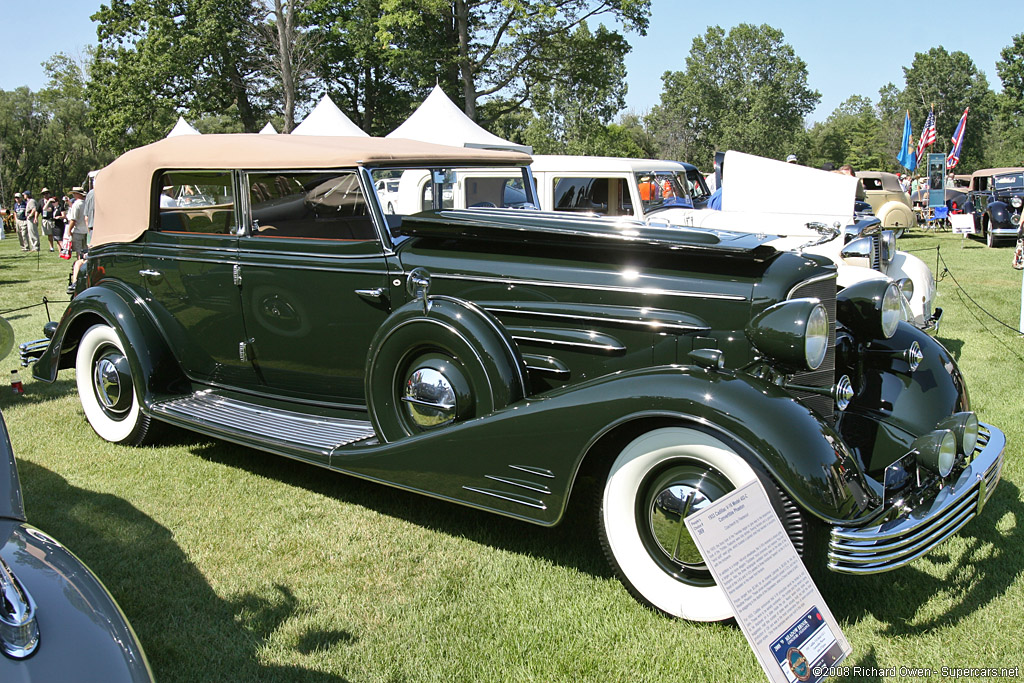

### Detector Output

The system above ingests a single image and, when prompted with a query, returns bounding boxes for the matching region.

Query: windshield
[634,171,695,213]
[993,173,1024,190]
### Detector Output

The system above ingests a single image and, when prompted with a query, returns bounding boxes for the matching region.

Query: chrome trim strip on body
[484,306,709,333]
[827,423,1005,574]
[508,464,556,478]
[428,272,748,301]
[462,486,547,510]
[483,475,552,495]
[510,335,625,352]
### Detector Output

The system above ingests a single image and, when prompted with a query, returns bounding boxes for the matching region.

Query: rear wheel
[76,324,156,445]
[599,426,804,621]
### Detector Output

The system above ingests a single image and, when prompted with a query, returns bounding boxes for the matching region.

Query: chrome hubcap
[93,351,132,414]
[403,366,457,428]
[650,483,713,568]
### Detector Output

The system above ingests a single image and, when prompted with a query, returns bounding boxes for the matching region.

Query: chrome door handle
[139,269,162,278]
[355,287,386,303]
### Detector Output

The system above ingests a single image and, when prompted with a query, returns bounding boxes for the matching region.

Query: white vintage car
[649,152,940,331]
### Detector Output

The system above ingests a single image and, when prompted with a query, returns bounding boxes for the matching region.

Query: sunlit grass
[1,228,1022,682]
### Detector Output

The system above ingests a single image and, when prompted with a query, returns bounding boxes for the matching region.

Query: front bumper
[828,423,1005,574]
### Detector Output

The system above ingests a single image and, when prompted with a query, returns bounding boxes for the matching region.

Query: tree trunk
[275,0,297,132]
[454,0,476,119]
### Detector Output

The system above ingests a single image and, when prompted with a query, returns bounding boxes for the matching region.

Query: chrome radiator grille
[788,274,837,423]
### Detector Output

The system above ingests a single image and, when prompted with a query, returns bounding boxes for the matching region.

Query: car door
[238,169,392,406]
[142,170,257,388]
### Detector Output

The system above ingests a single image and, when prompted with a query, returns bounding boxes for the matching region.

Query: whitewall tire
[599,427,761,622]
[76,324,154,445]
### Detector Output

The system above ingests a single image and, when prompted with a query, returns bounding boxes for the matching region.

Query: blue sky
[1,0,1020,124]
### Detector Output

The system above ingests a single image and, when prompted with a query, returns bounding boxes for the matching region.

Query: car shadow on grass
[17,458,356,683]
[817,478,1024,636]
[180,434,614,581]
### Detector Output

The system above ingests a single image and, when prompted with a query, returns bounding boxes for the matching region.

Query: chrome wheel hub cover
[403,366,457,428]
[93,351,132,414]
[650,482,713,568]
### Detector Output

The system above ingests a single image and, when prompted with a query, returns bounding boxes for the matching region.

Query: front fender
[987,201,1012,229]
[837,323,967,473]
[30,283,186,406]
[333,366,876,526]
[885,250,935,324]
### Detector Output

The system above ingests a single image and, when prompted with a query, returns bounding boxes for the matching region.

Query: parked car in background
[375,177,401,214]
[856,171,915,236]
[654,152,941,332]
[21,135,1004,624]
[966,166,1024,246]
[0,411,153,681]
[965,167,1024,247]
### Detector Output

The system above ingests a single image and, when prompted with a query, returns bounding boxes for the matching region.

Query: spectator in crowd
[51,195,67,250]
[708,159,724,210]
[23,190,40,251]
[64,187,89,259]
[40,188,57,251]
[13,192,28,250]
[786,154,798,164]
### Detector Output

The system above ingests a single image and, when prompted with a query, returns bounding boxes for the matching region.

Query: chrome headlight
[1012,196,1022,209]
[837,280,902,339]
[745,298,829,372]
[882,230,896,265]
[937,412,979,457]
[896,277,914,303]
[912,429,956,478]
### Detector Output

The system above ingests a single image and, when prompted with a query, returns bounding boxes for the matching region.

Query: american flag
[946,107,969,170]
[916,108,936,163]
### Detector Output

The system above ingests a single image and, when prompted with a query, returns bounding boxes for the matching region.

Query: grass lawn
[1,227,1022,682]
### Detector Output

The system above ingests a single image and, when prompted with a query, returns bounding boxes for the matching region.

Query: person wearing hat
[786,154,798,164]
[39,188,58,252]
[23,190,40,251]
[65,186,89,259]
[13,192,28,250]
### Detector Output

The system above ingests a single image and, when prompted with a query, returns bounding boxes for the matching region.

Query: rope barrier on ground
[933,249,1023,336]
[0,297,70,319]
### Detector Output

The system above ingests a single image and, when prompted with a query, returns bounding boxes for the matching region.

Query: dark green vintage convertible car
[23,135,1004,622]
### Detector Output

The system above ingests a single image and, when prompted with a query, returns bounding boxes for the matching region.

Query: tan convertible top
[92,134,532,246]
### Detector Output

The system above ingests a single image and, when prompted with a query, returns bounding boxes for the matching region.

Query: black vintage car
[964,167,1024,247]
[22,135,1005,623]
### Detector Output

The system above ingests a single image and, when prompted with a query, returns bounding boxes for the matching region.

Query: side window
[463,175,528,208]
[248,171,377,241]
[156,170,236,235]
[553,177,609,213]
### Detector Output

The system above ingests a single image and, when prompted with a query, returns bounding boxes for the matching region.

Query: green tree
[89,0,269,151]
[647,24,820,165]
[527,21,630,154]
[376,0,650,120]
[990,33,1024,166]
[0,88,47,202]
[900,46,995,171]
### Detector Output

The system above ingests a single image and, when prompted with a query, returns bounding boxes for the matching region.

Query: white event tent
[259,122,278,134]
[387,85,531,154]
[292,96,368,136]
[166,116,201,137]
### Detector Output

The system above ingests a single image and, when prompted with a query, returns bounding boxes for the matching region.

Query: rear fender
[30,283,186,407]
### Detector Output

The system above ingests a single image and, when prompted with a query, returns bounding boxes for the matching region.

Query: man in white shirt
[64,187,88,259]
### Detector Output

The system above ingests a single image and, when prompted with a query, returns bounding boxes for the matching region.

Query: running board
[150,391,376,460]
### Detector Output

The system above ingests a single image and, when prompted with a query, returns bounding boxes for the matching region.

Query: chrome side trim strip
[485,306,709,333]
[511,335,625,352]
[509,465,556,478]
[429,273,747,301]
[462,486,547,510]
[484,475,552,495]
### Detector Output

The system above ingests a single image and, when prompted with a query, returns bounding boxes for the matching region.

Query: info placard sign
[928,153,947,209]
[949,214,975,234]
[685,480,851,683]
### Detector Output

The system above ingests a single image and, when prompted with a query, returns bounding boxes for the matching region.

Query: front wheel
[598,427,802,621]
[76,324,156,445]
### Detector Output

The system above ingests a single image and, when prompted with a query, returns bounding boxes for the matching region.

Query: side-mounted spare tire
[365,296,529,443]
